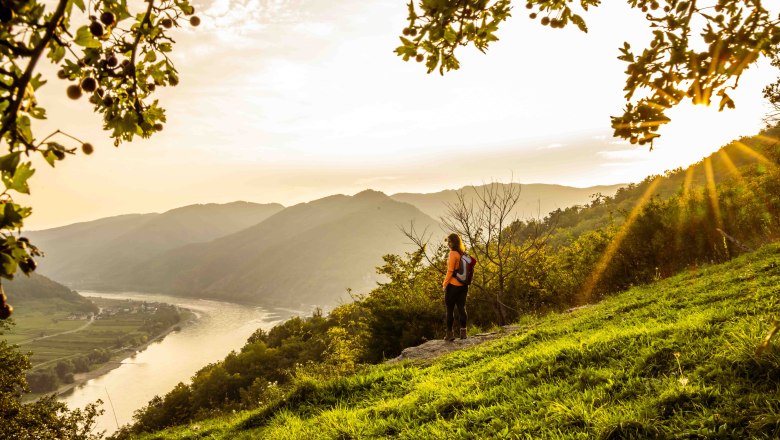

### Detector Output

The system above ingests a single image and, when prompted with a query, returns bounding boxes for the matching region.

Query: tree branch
[0,0,70,141]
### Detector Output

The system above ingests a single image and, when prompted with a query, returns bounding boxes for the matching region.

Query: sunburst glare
[580,177,663,302]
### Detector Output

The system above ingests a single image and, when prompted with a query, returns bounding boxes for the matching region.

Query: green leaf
[1,202,25,230]
[119,113,138,134]
[0,153,21,174]
[72,0,86,12]
[47,43,66,63]
[74,26,102,48]
[0,252,17,278]
[28,107,46,120]
[3,162,35,195]
[43,150,57,167]
[16,116,32,143]
[444,26,457,44]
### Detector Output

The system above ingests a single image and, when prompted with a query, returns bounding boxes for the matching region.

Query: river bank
[23,308,198,403]
[58,311,197,399]
[59,292,294,434]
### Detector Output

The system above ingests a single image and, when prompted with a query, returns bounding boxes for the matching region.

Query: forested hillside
[3,273,96,314]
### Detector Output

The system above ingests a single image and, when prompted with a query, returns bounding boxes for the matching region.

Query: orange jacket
[443,250,464,287]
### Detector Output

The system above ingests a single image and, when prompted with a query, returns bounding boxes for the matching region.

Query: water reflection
[60,292,299,435]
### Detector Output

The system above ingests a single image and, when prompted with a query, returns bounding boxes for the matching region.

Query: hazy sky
[21,0,779,229]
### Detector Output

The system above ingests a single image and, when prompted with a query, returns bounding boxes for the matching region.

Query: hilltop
[131,242,780,439]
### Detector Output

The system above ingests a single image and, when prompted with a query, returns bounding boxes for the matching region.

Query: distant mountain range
[25,183,624,308]
[106,190,441,306]
[27,202,284,287]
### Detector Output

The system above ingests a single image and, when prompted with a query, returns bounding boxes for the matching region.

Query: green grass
[135,244,780,439]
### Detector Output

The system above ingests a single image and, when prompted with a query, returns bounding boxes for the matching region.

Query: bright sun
[651,100,767,172]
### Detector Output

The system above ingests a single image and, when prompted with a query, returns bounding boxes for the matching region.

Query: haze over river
[61,291,302,435]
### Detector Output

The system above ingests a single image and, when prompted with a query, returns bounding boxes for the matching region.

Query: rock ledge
[386,325,523,364]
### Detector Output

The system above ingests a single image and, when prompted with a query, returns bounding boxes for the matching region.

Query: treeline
[1,321,102,440]
[118,130,780,437]
[26,349,113,393]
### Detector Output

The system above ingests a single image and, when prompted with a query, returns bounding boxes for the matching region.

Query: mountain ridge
[27,201,285,287]
[110,190,442,307]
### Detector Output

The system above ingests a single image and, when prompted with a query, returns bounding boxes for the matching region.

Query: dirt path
[19,315,96,345]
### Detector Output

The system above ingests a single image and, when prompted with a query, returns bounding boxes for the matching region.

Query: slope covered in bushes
[133,242,780,439]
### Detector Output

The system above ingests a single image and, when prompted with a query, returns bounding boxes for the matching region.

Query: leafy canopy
[0,0,199,318]
[396,0,780,147]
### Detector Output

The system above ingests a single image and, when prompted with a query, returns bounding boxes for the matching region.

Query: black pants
[445,284,468,331]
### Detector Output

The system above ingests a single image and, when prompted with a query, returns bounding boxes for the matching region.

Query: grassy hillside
[134,243,780,439]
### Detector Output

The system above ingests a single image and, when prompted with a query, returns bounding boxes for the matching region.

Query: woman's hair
[447,233,466,254]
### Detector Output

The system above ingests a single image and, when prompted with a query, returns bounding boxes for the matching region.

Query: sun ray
[579,177,662,303]
[718,149,742,180]
[719,148,775,243]
[690,53,704,105]
[755,134,780,145]
[703,156,724,230]
[703,40,724,105]
[729,42,764,79]
[675,166,696,251]
[732,141,776,169]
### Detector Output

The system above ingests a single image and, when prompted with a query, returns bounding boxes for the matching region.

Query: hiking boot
[460,328,467,339]
[445,330,455,341]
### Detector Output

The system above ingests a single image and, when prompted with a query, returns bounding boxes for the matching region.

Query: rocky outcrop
[386,325,523,364]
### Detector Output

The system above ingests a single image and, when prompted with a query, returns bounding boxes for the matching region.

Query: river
[60,291,302,436]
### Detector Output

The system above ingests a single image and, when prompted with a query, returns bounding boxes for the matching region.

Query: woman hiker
[443,233,468,341]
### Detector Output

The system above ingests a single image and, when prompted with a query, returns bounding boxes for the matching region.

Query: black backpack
[454,253,477,285]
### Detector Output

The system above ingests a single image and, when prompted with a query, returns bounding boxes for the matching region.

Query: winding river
[60,291,301,436]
